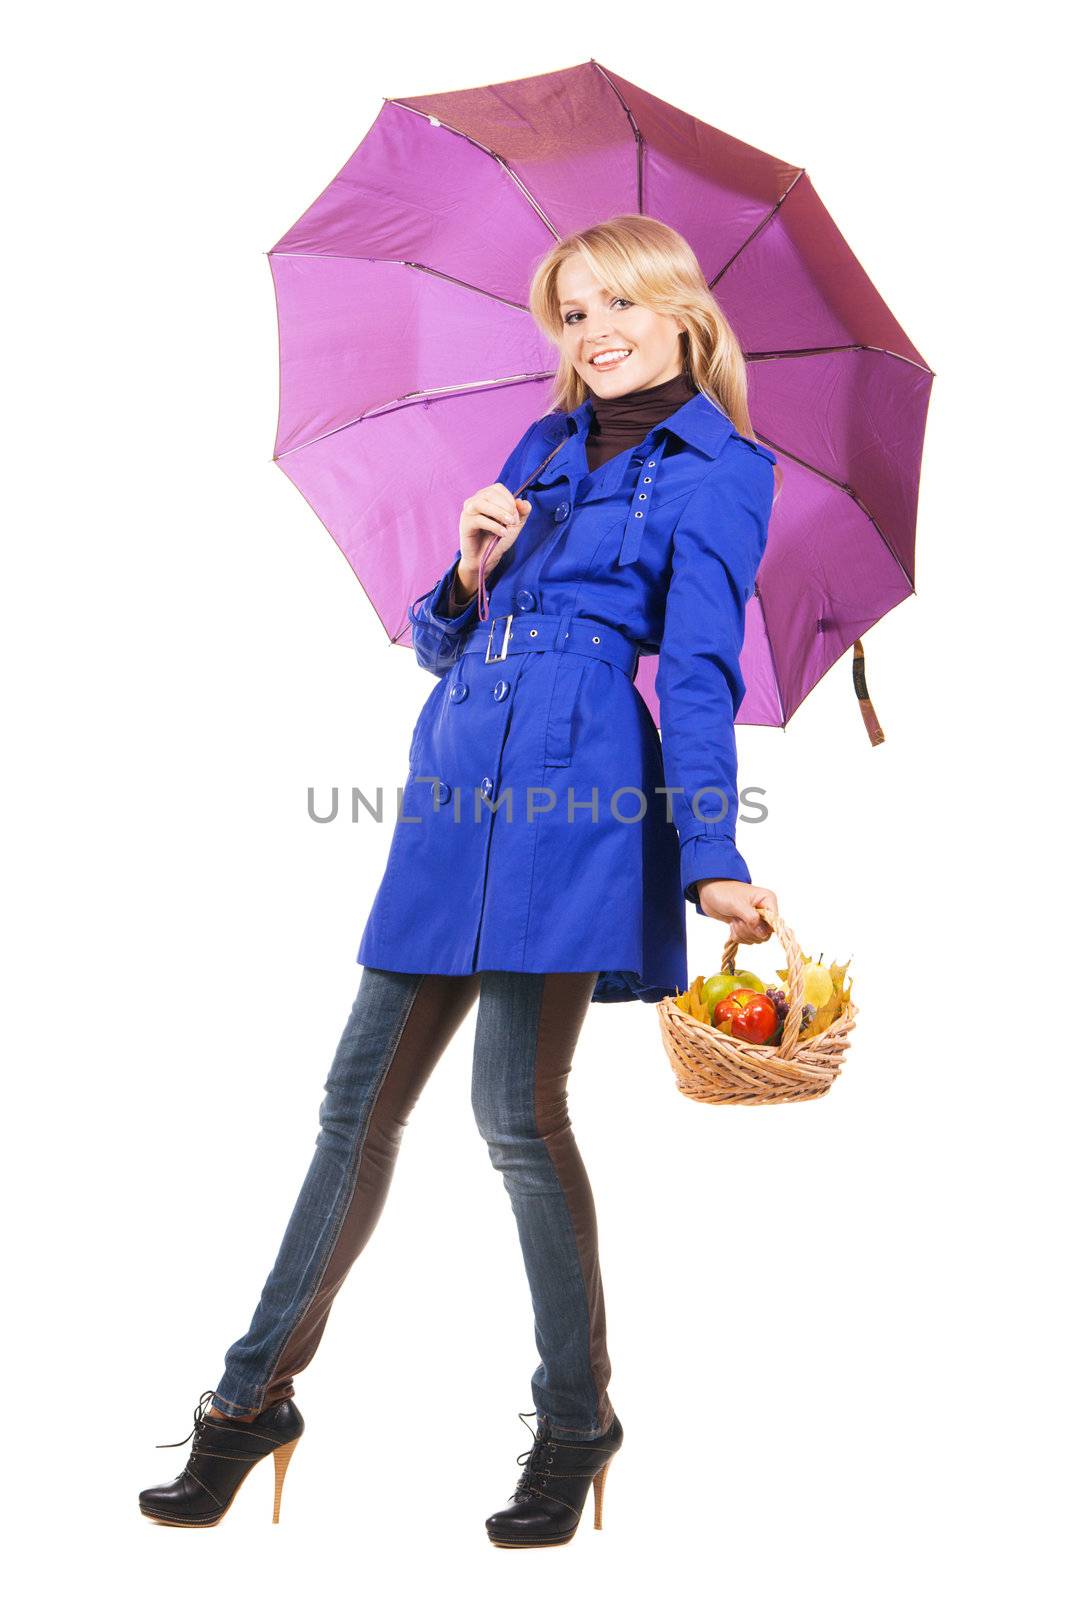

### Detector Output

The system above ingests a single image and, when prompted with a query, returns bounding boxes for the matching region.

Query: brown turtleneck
[584,367,697,472]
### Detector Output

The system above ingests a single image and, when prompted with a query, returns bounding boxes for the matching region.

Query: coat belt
[459,613,639,680]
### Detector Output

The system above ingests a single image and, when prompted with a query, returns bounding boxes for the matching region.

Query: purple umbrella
[267,59,932,742]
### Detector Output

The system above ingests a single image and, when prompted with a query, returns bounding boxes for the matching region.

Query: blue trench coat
[356,389,777,1004]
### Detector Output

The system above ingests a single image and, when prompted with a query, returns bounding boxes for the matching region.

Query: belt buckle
[485,613,513,663]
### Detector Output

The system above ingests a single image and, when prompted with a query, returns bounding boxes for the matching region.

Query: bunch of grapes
[764,987,789,1047]
[763,989,817,1046]
[765,987,789,1027]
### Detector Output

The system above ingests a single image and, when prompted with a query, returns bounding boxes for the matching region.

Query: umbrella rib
[269,250,537,313]
[274,373,555,462]
[755,432,916,593]
[714,174,930,372]
[746,342,934,375]
[387,99,562,240]
[590,59,645,212]
[710,167,807,289]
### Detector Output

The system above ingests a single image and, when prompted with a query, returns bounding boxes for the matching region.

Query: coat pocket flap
[544,656,588,769]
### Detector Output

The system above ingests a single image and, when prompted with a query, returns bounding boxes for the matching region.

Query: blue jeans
[211,966,615,1440]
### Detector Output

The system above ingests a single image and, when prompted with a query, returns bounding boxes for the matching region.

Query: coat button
[480,776,495,799]
[433,780,452,804]
[515,589,536,611]
[492,679,510,702]
[449,681,468,702]
[554,501,571,522]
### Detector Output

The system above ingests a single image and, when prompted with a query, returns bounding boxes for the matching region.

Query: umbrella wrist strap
[477,435,570,622]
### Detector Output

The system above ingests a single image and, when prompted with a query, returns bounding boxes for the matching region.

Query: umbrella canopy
[268,58,932,734]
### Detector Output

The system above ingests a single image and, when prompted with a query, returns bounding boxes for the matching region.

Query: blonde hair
[528,215,781,496]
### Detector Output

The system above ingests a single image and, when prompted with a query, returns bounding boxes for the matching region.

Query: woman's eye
[564,297,632,326]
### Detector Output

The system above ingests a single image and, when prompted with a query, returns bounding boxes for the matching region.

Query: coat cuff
[423,557,477,628]
[681,834,751,916]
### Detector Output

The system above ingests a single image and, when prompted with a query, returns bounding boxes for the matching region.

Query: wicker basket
[656,908,858,1105]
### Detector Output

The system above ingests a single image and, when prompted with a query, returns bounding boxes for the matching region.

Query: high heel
[270,1437,300,1524]
[485,1409,624,1547]
[139,1389,305,1528]
[591,1453,612,1530]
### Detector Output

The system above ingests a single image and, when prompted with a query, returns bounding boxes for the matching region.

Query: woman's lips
[589,349,631,369]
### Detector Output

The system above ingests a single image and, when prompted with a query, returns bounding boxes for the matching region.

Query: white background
[4,2,1063,1594]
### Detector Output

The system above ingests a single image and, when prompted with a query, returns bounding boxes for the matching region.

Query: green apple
[700,972,744,1010]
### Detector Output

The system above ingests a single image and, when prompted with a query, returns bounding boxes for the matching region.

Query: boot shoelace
[155,1388,224,1461]
[512,1409,557,1502]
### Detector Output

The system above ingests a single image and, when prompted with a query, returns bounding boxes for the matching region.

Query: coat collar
[528,388,738,509]
[558,386,738,459]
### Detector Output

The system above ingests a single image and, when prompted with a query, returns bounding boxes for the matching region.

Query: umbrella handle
[476,435,570,622]
[852,638,885,745]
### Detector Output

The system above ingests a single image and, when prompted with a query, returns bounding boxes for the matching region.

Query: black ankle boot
[139,1389,305,1527]
[486,1409,624,1547]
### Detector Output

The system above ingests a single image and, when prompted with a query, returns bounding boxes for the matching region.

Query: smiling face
[556,252,687,397]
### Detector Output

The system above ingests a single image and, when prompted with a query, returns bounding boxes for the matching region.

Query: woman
[139,215,780,1548]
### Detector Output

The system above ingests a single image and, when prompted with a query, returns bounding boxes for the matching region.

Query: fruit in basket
[700,972,746,1011]
[675,950,852,1047]
[734,994,779,1044]
[712,989,779,1044]
[774,950,854,1040]
[764,987,790,1025]
[758,989,820,1047]
[801,962,834,1009]
[683,970,771,1016]
[763,986,790,1046]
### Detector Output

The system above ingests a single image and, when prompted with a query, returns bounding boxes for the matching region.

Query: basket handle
[720,907,806,1059]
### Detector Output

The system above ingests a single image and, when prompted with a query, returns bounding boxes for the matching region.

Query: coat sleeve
[653,440,775,914]
[406,419,543,677]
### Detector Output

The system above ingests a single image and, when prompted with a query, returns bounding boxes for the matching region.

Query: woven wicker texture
[656,907,857,1105]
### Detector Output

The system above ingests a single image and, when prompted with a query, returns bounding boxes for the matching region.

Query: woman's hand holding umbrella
[446,483,532,618]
